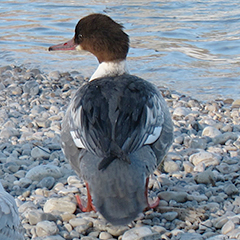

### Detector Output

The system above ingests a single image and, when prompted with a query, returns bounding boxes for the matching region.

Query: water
[1,0,240,101]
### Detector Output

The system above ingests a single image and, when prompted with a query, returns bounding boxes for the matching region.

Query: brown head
[49,14,129,63]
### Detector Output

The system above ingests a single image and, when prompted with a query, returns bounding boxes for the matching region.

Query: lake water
[1,0,240,101]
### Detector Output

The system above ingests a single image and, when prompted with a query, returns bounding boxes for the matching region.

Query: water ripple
[1,0,240,100]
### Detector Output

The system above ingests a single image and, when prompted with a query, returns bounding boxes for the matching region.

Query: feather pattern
[0,182,24,240]
[61,74,173,225]
[69,74,167,168]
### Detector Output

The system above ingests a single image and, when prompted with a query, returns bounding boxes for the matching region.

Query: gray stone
[177,232,204,240]
[31,146,50,159]
[189,137,207,149]
[212,216,228,229]
[194,169,215,185]
[26,164,62,181]
[23,80,40,95]
[3,162,20,173]
[162,211,178,221]
[158,191,188,203]
[69,218,92,228]
[49,71,61,80]
[137,233,162,240]
[0,127,20,138]
[39,236,65,240]
[223,183,239,196]
[38,177,55,189]
[28,210,57,225]
[213,132,238,145]
[75,221,93,234]
[18,201,37,213]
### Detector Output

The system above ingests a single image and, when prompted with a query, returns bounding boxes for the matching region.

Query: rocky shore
[0,65,240,240]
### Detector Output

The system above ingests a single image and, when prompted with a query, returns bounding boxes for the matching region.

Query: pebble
[28,210,57,225]
[223,183,239,196]
[0,66,239,240]
[38,176,55,189]
[194,169,215,185]
[173,107,191,117]
[122,227,152,240]
[221,220,235,234]
[158,191,188,203]
[99,232,113,240]
[162,211,178,221]
[26,164,62,181]
[43,197,77,214]
[36,220,59,237]
[31,146,51,159]
[189,150,220,166]
[163,158,179,173]
[202,126,222,138]
[23,80,40,96]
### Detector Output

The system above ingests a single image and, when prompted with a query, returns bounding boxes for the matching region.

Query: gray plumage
[0,181,24,240]
[61,74,173,225]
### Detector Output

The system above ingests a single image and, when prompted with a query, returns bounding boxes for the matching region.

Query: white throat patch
[90,60,128,81]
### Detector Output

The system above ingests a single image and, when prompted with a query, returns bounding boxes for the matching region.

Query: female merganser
[49,13,173,225]
[0,182,24,240]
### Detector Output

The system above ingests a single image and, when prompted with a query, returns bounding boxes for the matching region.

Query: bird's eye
[78,34,83,40]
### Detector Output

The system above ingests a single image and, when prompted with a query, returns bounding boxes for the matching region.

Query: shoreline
[0,65,240,239]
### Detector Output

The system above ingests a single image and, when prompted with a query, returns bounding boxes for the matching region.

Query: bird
[49,13,173,225]
[0,181,24,240]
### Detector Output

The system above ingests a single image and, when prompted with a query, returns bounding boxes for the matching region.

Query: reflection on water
[1,0,240,100]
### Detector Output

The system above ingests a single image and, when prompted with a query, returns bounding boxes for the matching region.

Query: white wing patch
[70,130,85,149]
[70,105,86,149]
[143,101,163,145]
[144,126,162,145]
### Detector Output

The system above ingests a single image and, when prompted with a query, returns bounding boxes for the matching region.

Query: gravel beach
[0,65,240,240]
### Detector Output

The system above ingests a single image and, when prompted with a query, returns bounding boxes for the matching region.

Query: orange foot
[75,182,96,212]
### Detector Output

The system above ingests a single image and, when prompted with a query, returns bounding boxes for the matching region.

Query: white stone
[189,150,220,166]
[221,220,235,234]
[44,197,76,214]
[122,227,152,240]
[36,220,58,237]
[202,126,221,138]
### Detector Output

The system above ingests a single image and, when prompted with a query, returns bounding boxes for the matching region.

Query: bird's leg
[145,177,160,209]
[75,182,96,212]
